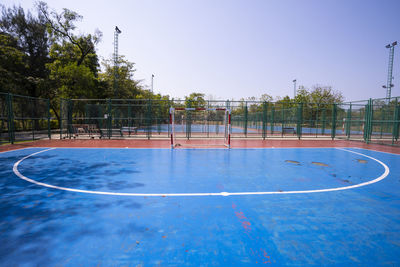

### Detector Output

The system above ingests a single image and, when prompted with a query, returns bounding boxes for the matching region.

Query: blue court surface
[1,147,400,266]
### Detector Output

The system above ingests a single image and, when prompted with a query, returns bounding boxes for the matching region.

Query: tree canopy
[0,2,164,104]
[0,1,346,110]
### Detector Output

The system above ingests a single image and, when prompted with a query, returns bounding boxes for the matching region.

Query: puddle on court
[356,159,367,164]
[311,162,329,167]
[285,160,301,165]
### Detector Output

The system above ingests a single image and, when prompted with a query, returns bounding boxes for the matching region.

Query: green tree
[0,4,50,97]
[260,93,273,102]
[185,92,206,108]
[293,85,344,127]
[276,95,293,106]
[44,39,101,120]
[35,3,103,119]
[294,85,343,104]
[0,33,29,93]
[99,56,143,99]
[37,2,102,67]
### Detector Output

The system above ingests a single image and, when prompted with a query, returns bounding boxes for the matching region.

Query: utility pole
[113,26,122,97]
[383,41,397,103]
[293,79,297,98]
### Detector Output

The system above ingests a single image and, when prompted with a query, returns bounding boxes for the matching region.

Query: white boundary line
[12,147,390,197]
[349,147,400,156]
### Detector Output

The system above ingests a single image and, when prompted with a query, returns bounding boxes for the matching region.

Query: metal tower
[384,41,397,102]
[113,26,122,97]
[293,79,297,98]
[151,74,154,93]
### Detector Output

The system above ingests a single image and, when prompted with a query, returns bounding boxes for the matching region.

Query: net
[170,107,231,148]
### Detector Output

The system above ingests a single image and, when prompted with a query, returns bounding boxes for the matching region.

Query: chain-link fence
[2,93,399,146]
[0,92,59,144]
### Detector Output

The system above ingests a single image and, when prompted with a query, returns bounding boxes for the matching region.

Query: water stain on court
[312,162,329,167]
[285,160,301,165]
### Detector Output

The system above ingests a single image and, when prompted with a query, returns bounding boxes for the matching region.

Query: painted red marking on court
[232,203,271,263]
[235,211,247,220]
[1,139,399,154]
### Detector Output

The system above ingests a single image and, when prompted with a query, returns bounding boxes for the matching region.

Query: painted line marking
[12,147,390,197]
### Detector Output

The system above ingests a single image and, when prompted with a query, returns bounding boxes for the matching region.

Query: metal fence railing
[1,93,399,146]
[0,92,58,144]
[58,97,400,146]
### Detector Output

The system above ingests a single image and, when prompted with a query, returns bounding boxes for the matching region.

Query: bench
[282,127,296,134]
[121,126,138,135]
[71,124,100,138]
[100,128,123,138]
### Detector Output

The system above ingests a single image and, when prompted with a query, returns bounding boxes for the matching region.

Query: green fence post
[315,104,319,137]
[322,108,326,135]
[128,103,132,136]
[157,102,161,135]
[6,93,15,144]
[107,99,112,139]
[363,102,368,142]
[345,104,352,139]
[47,99,51,139]
[168,99,172,137]
[271,105,275,134]
[363,99,372,143]
[59,99,63,139]
[281,104,285,137]
[262,102,267,140]
[380,104,385,139]
[331,104,337,140]
[186,99,192,140]
[208,100,211,138]
[296,103,303,140]
[67,99,73,138]
[147,99,152,140]
[244,102,248,137]
[368,98,373,143]
[392,98,399,143]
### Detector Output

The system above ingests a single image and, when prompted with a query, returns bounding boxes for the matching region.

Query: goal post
[169,107,231,149]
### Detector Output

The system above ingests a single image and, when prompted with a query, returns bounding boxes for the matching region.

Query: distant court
[1,144,400,266]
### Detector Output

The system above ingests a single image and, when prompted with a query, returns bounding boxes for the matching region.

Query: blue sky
[3,0,400,101]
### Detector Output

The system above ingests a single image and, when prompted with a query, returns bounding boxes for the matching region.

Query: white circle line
[12,147,390,197]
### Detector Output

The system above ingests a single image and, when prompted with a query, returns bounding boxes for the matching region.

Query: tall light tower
[151,74,154,93]
[384,41,397,102]
[113,26,122,97]
[293,79,297,98]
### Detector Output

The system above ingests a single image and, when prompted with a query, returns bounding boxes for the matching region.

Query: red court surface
[1,139,400,154]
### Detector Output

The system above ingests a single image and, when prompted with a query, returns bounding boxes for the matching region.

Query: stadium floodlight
[151,74,154,93]
[114,26,122,96]
[384,41,397,102]
[293,79,297,98]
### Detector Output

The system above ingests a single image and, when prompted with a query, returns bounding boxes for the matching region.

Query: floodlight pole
[385,41,397,103]
[293,79,297,98]
[151,74,154,93]
[114,26,122,97]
